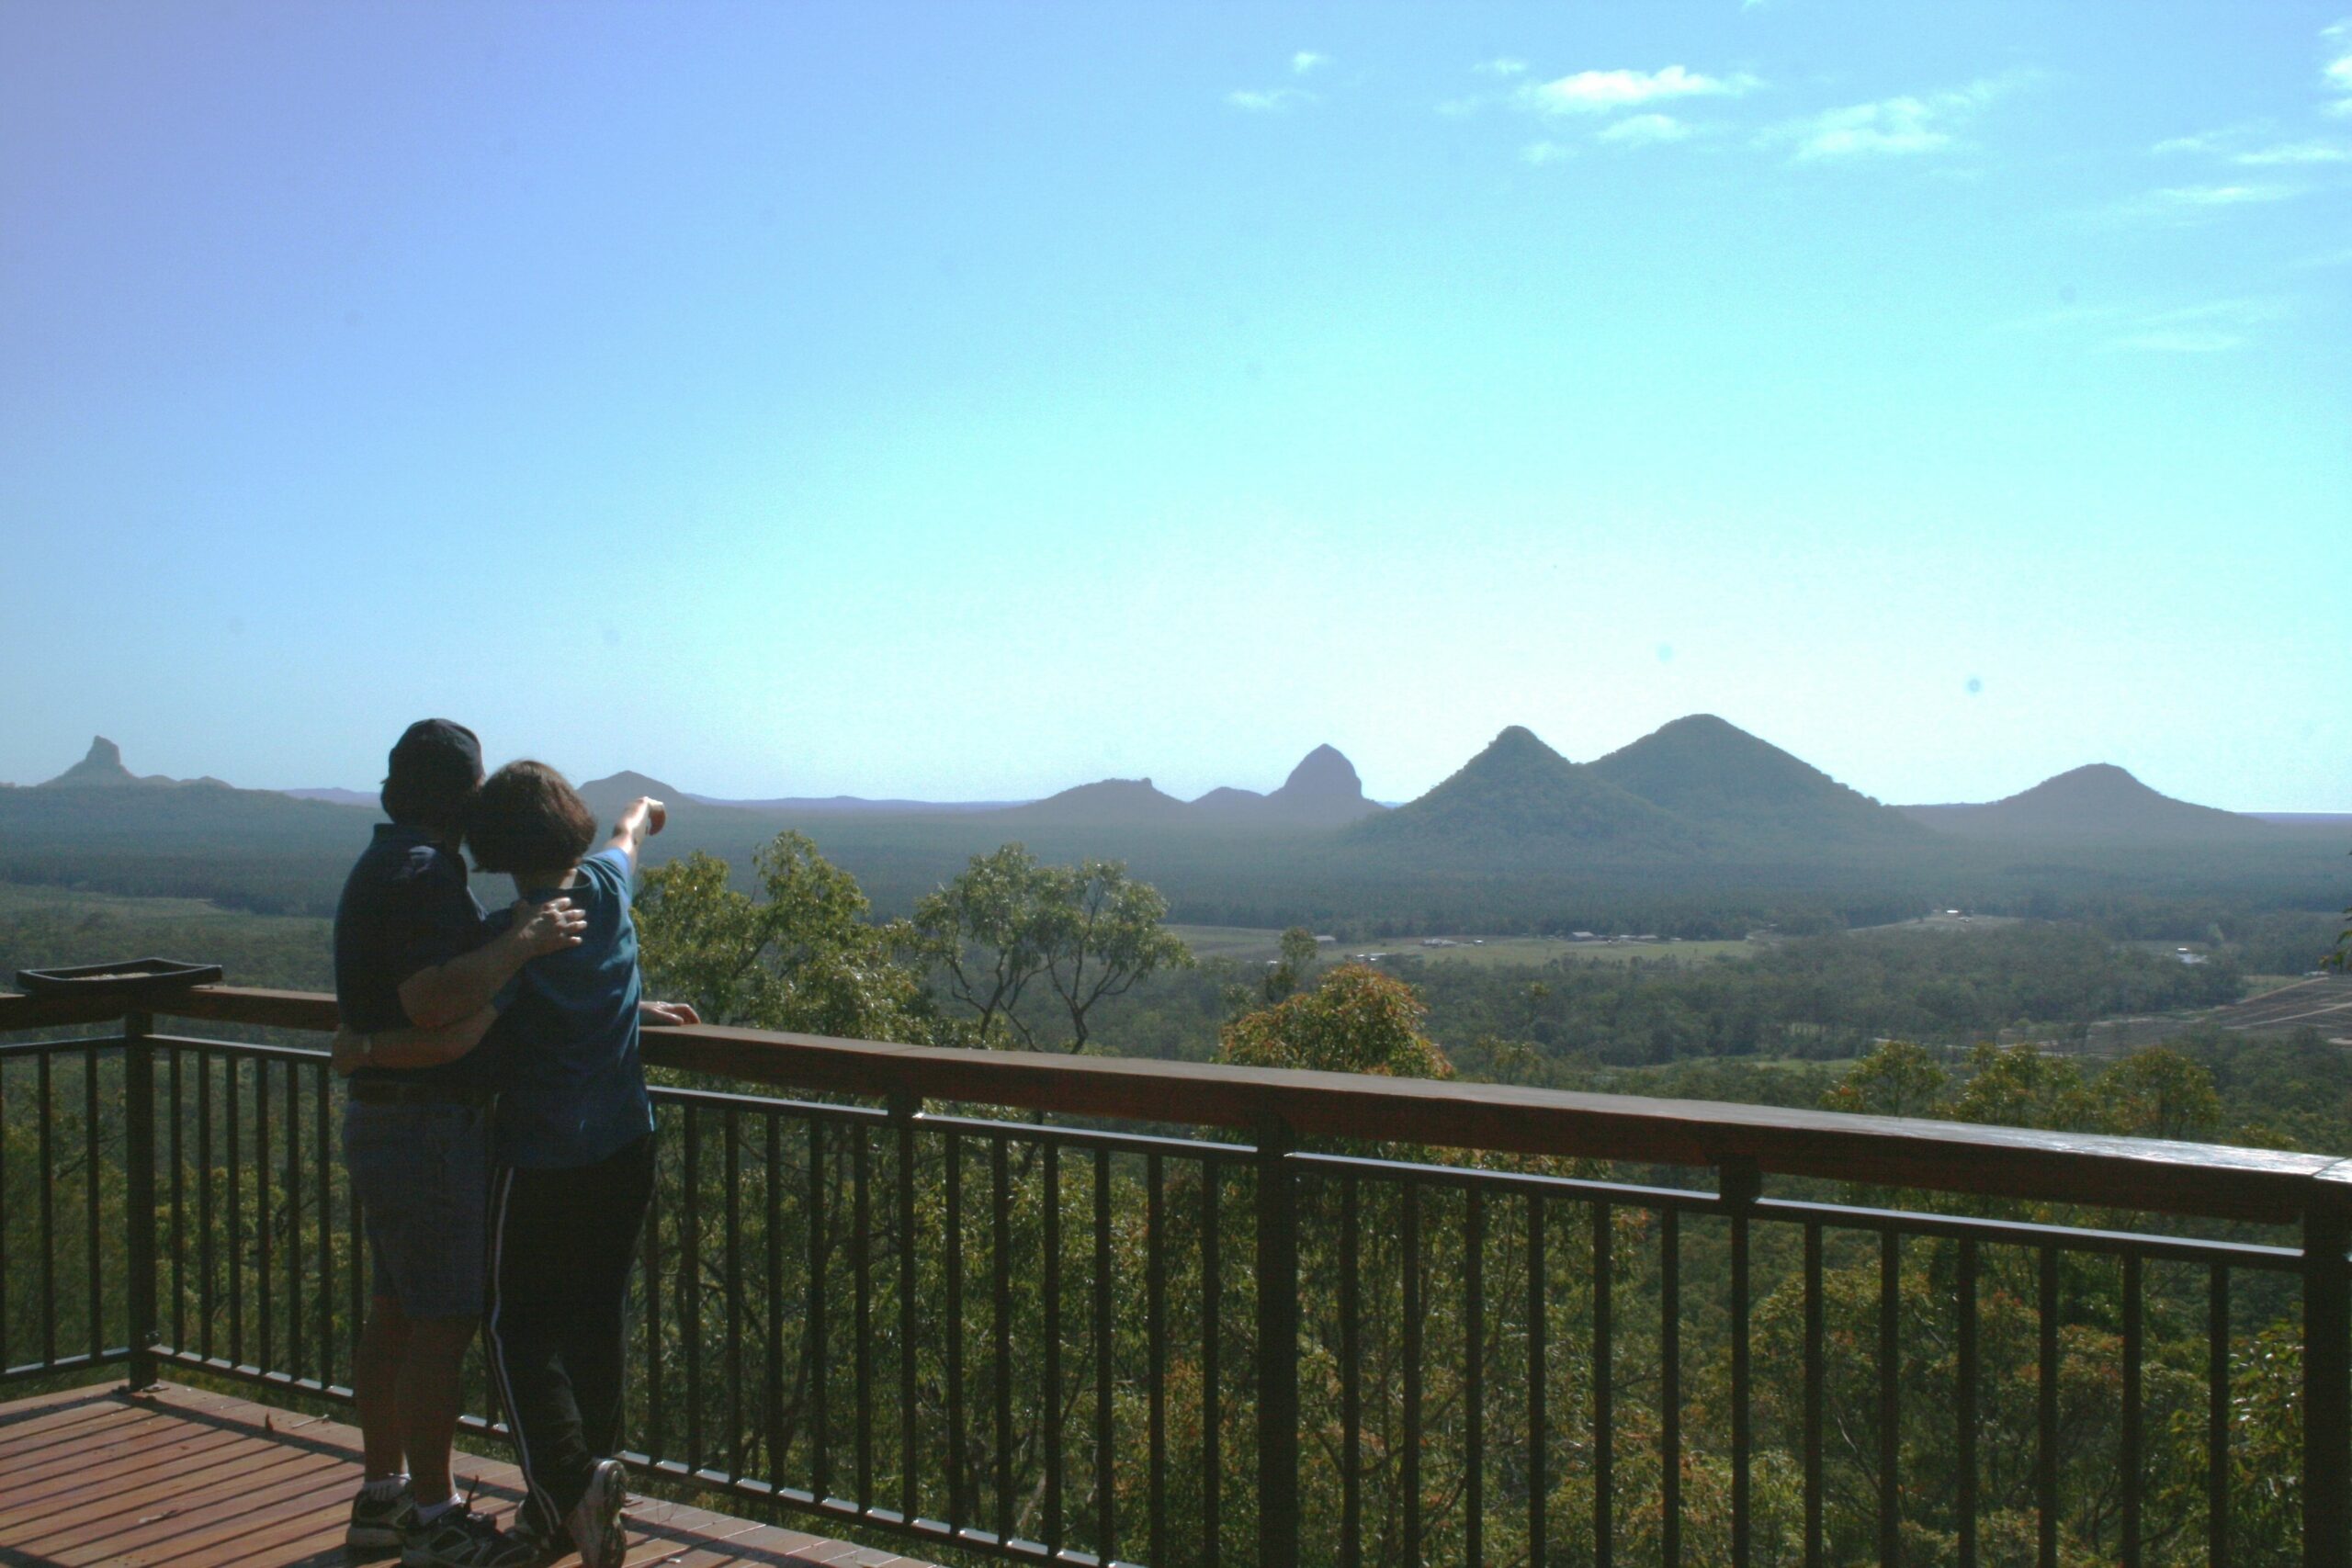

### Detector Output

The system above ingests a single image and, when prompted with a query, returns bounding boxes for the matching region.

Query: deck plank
[0,1383,940,1568]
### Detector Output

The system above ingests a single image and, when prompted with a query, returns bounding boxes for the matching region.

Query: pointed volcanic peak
[1589,714,1923,849]
[1265,743,1382,824]
[1905,763,2270,841]
[39,736,178,789]
[1193,744,1385,825]
[998,776,1189,825]
[1347,726,1695,859]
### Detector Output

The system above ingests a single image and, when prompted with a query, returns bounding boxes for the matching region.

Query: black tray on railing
[14,958,224,1000]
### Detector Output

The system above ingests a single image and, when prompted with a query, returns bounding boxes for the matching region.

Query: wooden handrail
[3,985,2344,1224]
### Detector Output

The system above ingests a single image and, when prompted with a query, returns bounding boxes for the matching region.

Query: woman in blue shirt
[463,762,694,1568]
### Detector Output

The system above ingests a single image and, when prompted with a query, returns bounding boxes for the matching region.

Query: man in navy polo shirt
[335,720,586,1568]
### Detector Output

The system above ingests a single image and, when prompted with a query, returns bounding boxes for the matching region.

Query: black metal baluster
[898,1103,918,1523]
[85,1043,102,1361]
[1958,1238,1978,1568]
[809,1119,829,1503]
[992,1134,1012,1544]
[643,1134,665,1464]
[1340,1175,1361,1568]
[2,1061,13,1365]
[1403,1181,1423,1564]
[1202,1160,1222,1568]
[40,1046,55,1368]
[1148,1152,1167,1568]
[286,1059,302,1383]
[314,1065,331,1388]
[254,1056,271,1374]
[1594,1201,1613,1568]
[2209,1265,2229,1568]
[1663,1206,1682,1568]
[1805,1222,1825,1568]
[1529,1192,1546,1568]
[2122,1252,2143,1568]
[1043,1141,1063,1550]
[2038,1244,2058,1568]
[1093,1145,1114,1562]
[684,1103,704,1472]
[227,1054,243,1366]
[854,1121,873,1511]
[726,1105,744,1483]
[945,1131,967,1531]
[764,1113,785,1483]
[170,1049,184,1356]
[1729,1164,1756,1568]
[1880,1229,1900,1567]
[197,1048,211,1364]
[1465,1187,1485,1568]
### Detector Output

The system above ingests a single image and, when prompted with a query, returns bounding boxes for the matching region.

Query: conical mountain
[1905,763,2267,840]
[1348,726,1693,857]
[40,736,174,788]
[1589,715,1921,848]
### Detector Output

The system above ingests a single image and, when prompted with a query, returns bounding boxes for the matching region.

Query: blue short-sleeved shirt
[484,847,650,1168]
[334,823,503,1089]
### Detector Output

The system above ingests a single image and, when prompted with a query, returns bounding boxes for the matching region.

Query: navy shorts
[343,1100,492,1319]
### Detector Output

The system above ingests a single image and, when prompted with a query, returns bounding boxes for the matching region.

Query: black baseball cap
[381,719,483,828]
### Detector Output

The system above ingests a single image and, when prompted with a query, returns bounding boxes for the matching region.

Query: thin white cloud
[2323,19,2352,113]
[2234,140,2352,164]
[2013,297,2287,355]
[1227,87,1315,113]
[1773,76,2014,161]
[2109,331,2245,354]
[2149,182,2301,207]
[1474,57,1528,78]
[1599,113,1693,146]
[1526,64,1758,115]
[1521,140,1576,166]
[1292,51,1329,76]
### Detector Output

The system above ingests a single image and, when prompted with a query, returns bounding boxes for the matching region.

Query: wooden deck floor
[0,1382,940,1568]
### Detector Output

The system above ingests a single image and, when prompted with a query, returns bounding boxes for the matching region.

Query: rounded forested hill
[1346,726,1698,862]
[1588,714,1925,850]
[1904,762,2275,841]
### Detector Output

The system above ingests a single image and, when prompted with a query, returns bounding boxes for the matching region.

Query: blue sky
[3,3,2346,809]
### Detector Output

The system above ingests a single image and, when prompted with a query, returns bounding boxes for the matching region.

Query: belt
[347,1078,497,1109]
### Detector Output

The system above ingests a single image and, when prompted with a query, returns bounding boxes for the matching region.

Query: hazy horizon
[5,4,2346,809]
[10,719,2344,817]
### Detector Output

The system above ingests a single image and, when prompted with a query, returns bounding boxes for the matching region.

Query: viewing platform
[0,1381,934,1567]
[4,984,2350,1566]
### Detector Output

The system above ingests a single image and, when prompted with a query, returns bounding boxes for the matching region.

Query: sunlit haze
[4,3,2346,808]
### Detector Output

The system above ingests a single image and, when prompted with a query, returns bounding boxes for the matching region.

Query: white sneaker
[564,1460,628,1568]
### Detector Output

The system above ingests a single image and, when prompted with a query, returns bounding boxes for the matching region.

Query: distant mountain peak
[40,736,169,788]
[1350,723,1692,857]
[1589,713,1919,846]
[1901,761,2267,840]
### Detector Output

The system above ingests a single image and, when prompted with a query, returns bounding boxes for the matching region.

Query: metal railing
[2,985,2347,1567]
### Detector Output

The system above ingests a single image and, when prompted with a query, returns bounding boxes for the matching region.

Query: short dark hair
[467,761,597,877]
[381,718,482,831]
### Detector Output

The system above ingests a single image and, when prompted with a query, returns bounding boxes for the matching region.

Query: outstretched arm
[398,898,586,1029]
[330,1007,499,1076]
[605,796,665,875]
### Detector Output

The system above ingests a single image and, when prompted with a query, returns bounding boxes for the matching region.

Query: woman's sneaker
[345,1484,417,1554]
[401,1504,542,1568]
[564,1460,628,1568]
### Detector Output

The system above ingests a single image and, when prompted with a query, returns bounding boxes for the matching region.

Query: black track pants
[485,1134,655,1529]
